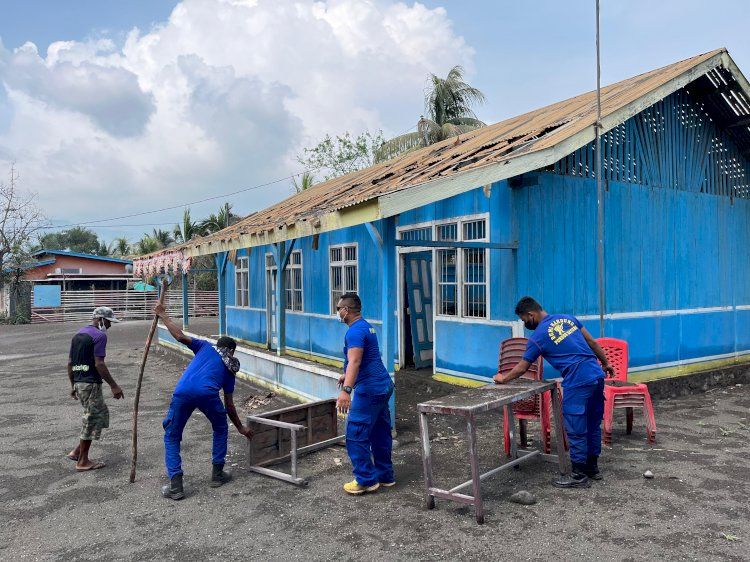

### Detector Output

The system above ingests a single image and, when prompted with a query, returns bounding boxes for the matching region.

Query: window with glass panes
[330,244,358,314]
[284,250,303,311]
[461,219,487,318]
[235,256,249,307]
[434,217,488,318]
[436,223,458,315]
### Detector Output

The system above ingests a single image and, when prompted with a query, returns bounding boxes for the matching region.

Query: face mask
[217,347,240,374]
[337,308,348,323]
[524,319,538,331]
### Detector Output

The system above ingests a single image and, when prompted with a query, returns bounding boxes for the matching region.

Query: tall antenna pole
[595,0,605,337]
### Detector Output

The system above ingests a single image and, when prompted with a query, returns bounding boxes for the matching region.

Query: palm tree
[292,171,316,194]
[376,65,486,161]
[200,203,238,234]
[112,237,130,257]
[151,228,174,249]
[135,236,159,255]
[174,208,203,243]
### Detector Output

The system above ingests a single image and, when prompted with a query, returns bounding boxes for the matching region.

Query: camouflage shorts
[75,382,110,441]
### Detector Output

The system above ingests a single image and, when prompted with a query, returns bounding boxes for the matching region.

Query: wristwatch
[342,385,353,395]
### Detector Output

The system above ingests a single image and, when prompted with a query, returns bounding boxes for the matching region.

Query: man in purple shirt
[67,306,124,471]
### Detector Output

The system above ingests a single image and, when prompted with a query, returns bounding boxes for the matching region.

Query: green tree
[135,236,159,255]
[110,237,130,257]
[376,66,486,161]
[292,171,316,194]
[38,226,103,254]
[151,228,174,249]
[201,203,240,234]
[173,208,203,243]
[297,130,385,181]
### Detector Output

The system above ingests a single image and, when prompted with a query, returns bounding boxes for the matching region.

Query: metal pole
[595,0,605,337]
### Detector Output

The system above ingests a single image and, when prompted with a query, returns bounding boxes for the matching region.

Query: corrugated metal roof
[140,47,749,260]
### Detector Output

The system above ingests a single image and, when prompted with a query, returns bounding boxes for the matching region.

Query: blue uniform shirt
[173,338,236,398]
[343,318,391,393]
[522,314,604,390]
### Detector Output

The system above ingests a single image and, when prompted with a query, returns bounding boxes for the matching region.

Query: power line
[39,123,420,231]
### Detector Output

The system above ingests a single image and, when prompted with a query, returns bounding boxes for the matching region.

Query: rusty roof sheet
[144,48,734,258]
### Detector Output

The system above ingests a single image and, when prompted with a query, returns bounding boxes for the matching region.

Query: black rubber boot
[553,463,591,489]
[585,455,603,481]
[161,474,185,500]
[210,464,232,488]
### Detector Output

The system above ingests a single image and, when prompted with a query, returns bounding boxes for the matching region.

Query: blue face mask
[217,347,240,374]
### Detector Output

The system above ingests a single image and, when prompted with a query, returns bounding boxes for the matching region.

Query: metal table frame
[418,380,571,524]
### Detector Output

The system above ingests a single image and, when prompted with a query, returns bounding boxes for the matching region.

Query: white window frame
[234,255,249,307]
[284,250,303,312]
[329,243,358,315]
[398,213,490,320]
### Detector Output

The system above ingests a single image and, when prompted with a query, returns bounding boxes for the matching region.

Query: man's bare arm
[95,357,124,399]
[154,304,192,346]
[580,327,615,377]
[224,393,252,438]
[493,359,532,384]
[67,361,77,399]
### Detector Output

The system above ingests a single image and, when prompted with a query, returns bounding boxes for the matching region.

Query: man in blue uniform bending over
[494,297,615,488]
[155,304,253,500]
[335,293,395,495]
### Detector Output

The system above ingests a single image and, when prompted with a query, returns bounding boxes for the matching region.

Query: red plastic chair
[499,337,552,455]
[597,337,657,444]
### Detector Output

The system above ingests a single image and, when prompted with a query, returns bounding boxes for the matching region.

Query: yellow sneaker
[343,480,380,495]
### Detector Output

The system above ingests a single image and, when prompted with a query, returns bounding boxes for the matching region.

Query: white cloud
[0,0,473,239]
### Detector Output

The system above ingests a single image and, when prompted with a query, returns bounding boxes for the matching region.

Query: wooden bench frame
[246,399,345,486]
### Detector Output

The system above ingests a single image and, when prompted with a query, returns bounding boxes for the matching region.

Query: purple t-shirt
[78,325,108,358]
[69,325,108,384]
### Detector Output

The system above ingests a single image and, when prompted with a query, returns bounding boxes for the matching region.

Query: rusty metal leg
[550,384,572,475]
[505,405,519,461]
[418,411,435,509]
[290,429,298,480]
[467,414,484,524]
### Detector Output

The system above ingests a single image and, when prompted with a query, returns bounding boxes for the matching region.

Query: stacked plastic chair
[499,337,552,455]
[597,337,657,445]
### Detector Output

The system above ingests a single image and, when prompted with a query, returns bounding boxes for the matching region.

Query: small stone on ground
[509,490,537,505]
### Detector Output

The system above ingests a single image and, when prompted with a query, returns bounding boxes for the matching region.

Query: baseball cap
[93,306,121,323]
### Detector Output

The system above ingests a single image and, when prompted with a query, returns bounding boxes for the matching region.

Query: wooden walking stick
[130,277,169,483]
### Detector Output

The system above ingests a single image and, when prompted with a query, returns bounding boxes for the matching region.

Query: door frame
[265,252,277,349]
[396,223,436,372]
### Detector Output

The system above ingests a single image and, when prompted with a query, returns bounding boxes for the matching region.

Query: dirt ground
[1,319,748,561]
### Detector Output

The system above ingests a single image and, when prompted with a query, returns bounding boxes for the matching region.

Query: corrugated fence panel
[30,289,218,323]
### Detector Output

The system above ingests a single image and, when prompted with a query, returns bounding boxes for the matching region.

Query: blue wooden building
[146,48,750,412]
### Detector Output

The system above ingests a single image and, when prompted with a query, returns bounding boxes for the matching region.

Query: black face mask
[524,319,538,331]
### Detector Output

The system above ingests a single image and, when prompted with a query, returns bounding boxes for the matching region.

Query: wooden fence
[30,288,218,324]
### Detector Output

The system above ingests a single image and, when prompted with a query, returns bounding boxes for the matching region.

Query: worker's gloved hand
[111,384,124,399]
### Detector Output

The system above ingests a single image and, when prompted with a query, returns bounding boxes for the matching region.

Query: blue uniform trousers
[163,393,229,479]
[345,385,394,486]
[562,379,605,466]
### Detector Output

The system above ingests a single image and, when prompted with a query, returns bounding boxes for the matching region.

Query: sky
[0,0,748,244]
